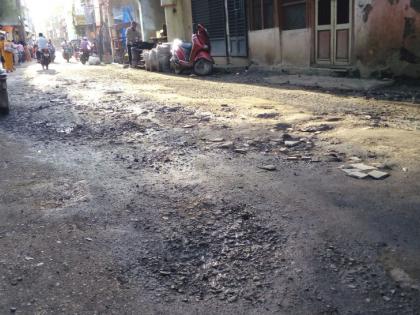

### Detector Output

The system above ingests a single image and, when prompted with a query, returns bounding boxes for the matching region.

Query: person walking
[24,43,32,62]
[17,42,24,64]
[125,21,140,67]
[1,37,15,72]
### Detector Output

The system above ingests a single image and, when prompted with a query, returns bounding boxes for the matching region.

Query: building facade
[0,0,34,42]
[244,0,420,78]
[164,0,420,78]
[70,0,420,78]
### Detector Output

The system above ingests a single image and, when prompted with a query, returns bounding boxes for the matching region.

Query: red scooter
[171,24,214,76]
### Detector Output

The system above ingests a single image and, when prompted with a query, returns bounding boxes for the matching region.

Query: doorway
[315,0,352,65]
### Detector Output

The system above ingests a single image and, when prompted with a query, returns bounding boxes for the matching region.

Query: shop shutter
[192,0,227,56]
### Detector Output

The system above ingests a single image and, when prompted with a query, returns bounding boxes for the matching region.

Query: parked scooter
[171,24,214,76]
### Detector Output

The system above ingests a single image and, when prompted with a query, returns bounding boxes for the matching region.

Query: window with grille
[282,0,306,30]
[249,0,275,31]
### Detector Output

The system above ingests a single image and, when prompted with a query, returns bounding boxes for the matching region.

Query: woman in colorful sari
[1,38,15,72]
[0,36,5,69]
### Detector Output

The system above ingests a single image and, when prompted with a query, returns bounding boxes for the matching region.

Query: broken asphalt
[0,61,419,314]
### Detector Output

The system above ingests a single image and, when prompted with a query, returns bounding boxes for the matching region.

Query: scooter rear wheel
[193,59,213,76]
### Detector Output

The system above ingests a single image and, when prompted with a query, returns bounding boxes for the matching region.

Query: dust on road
[0,61,419,314]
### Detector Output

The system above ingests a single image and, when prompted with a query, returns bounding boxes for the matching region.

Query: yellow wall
[164,0,192,41]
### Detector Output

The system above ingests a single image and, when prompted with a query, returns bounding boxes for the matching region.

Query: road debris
[217,141,234,149]
[256,112,279,119]
[258,164,277,171]
[209,138,225,143]
[284,140,300,147]
[300,124,333,133]
[350,163,378,171]
[341,162,390,180]
[368,170,390,180]
[343,169,370,179]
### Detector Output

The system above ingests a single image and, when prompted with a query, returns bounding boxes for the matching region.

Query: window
[337,0,350,24]
[317,0,331,25]
[249,0,275,31]
[282,0,306,30]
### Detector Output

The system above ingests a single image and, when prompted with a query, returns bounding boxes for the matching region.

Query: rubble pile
[340,162,390,180]
[138,203,285,303]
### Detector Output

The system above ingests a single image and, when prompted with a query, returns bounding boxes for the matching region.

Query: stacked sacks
[143,50,151,71]
[149,48,158,72]
[157,43,171,73]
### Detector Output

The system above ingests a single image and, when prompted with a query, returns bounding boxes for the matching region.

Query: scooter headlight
[203,45,209,51]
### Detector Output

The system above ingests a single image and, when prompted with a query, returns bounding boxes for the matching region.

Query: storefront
[191,0,248,64]
[246,0,420,78]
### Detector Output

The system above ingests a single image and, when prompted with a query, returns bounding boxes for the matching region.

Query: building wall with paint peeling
[354,0,420,77]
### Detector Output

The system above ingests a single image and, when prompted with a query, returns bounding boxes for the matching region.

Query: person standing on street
[1,37,15,72]
[125,21,140,67]
[24,42,32,62]
[17,42,24,64]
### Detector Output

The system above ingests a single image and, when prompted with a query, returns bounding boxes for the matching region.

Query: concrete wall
[246,0,420,78]
[110,0,141,24]
[281,28,311,67]
[354,0,420,78]
[164,0,193,41]
[248,27,311,67]
[248,28,282,65]
[139,0,165,41]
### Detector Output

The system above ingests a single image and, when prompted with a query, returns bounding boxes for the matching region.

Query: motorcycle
[171,24,214,76]
[80,49,90,65]
[40,48,51,70]
[62,47,72,63]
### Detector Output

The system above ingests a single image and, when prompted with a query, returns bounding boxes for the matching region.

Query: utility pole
[16,0,26,41]
[104,0,115,61]
[98,0,104,61]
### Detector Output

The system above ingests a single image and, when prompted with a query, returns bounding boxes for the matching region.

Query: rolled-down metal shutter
[191,0,227,57]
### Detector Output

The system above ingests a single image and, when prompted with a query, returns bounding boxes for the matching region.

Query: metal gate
[227,0,247,57]
[192,0,248,57]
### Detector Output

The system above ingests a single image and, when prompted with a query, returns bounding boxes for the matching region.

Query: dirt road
[0,60,419,314]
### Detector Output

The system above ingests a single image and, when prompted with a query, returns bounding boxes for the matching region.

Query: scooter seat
[181,42,193,50]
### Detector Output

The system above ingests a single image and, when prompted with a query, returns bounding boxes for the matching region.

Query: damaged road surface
[0,62,420,314]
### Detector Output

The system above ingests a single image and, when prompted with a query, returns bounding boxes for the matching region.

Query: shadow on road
[36,69,58,75]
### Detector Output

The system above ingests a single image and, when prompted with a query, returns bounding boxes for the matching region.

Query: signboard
[74,15,87,26]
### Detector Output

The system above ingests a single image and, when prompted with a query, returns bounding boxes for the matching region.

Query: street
[1,59,420,314]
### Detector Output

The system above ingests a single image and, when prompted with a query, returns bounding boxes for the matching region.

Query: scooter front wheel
[193,59,213,76]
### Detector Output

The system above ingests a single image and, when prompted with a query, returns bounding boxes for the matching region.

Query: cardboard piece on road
[368,170,390,180]
[342,169,369,179]
[350,163,377,171]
